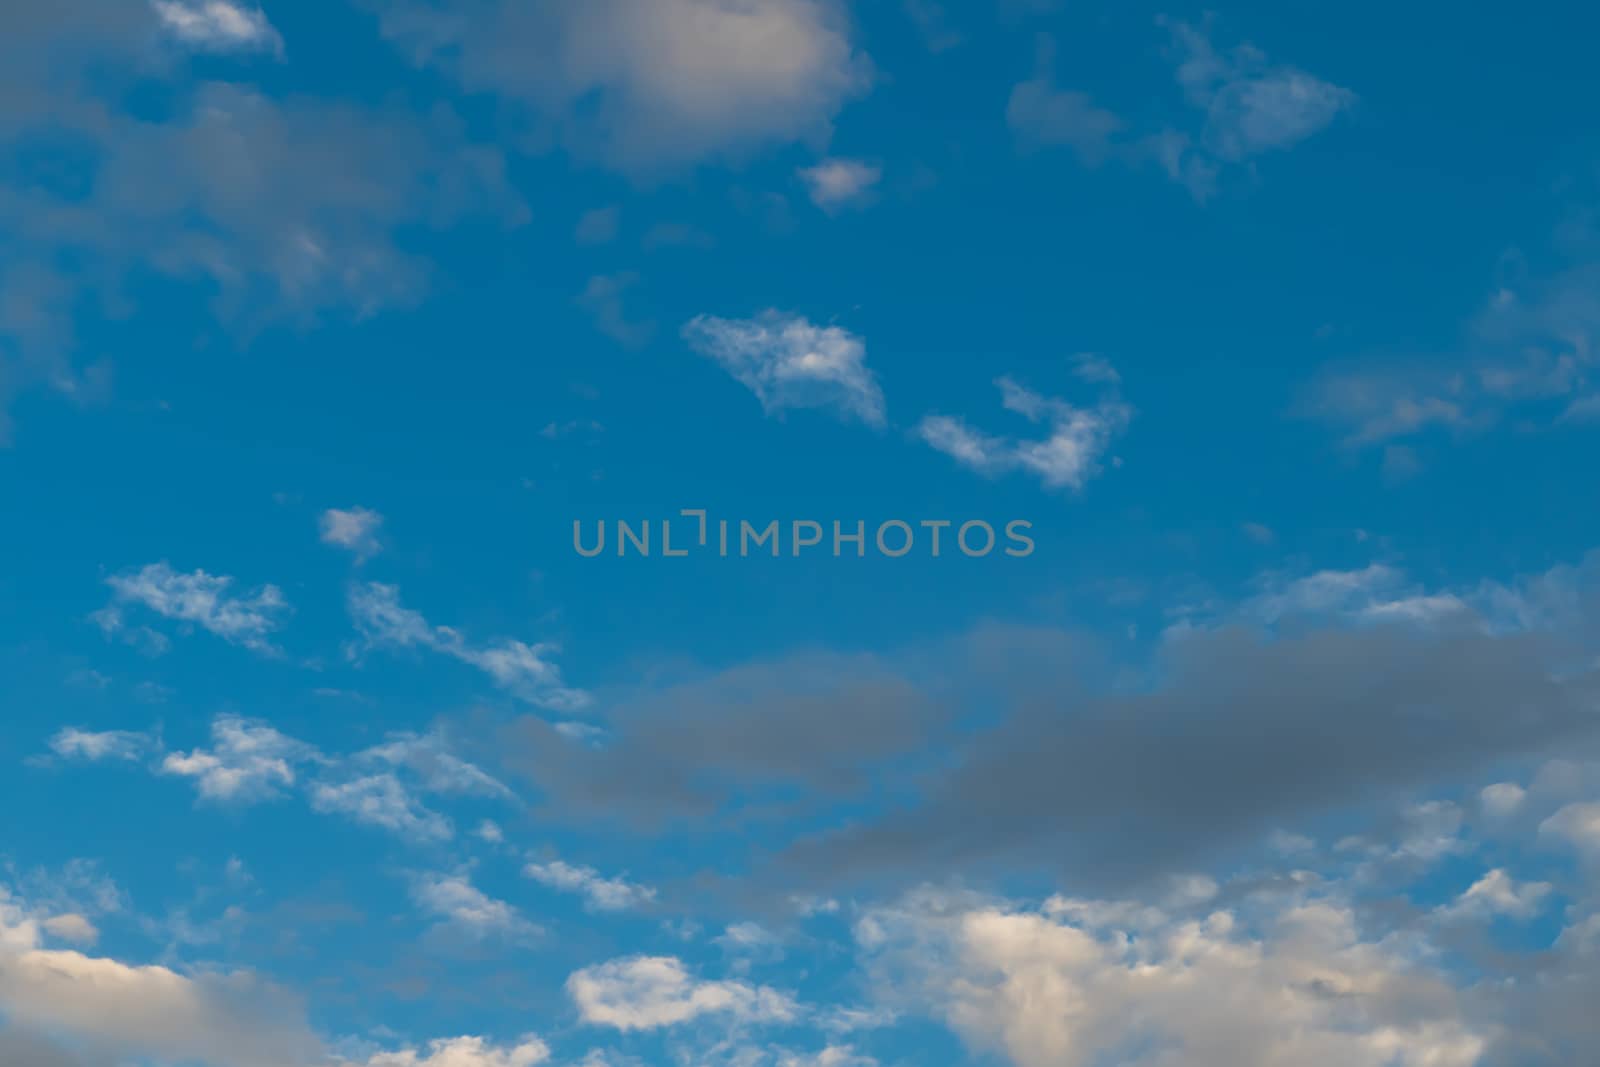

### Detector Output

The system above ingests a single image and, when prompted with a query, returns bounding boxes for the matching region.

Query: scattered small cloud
[798,159,883,213]
[97,562,290,655]
[152,0,284,56]
[918,371,1131,492]
[524,859,656,913]
[682,311,886,427]
[346,582,589,711]
[319,507,385,562]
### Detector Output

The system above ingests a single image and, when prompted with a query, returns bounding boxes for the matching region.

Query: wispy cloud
[918,362,1131,491]
[524,860,656,913]
[347,582,589,711]
[97,562,290,655]
[683,311,886,427]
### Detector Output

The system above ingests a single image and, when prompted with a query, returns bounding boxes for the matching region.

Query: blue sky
[3,2,1600,1066]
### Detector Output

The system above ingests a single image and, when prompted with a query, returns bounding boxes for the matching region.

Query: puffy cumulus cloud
[375,0,871,168]
[523,860,656,912]
[0,883,321,1067]
[918,368,1131,492]
[854,887,1483,1067]
[798,158,881,212]
[320,507,385,562]
[567,955,797,1031]
[1435,869,1552,923]
[352,1035,551,1067]
[151,0,282,54]
[682,311,886,427]
[347,582,589,711]
[160,715,320,803]
[97,563,289,654]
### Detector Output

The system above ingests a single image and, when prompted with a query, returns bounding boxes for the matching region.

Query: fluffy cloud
[97,563,289,654]
[682,311,886,426]
[354,1036,551,1067]
[320,507,385,562]
[567,955,797,1031]
[798,158,881,211]
[347,582,589,710]
[1436,869,1552,922]
[160,716,319,803]
[918,367,1131,491]
[523,860,656,912]
[151,0,283,54]
[375,0,871,168]
[855,887,1482,1067]
[0,885,321,1067]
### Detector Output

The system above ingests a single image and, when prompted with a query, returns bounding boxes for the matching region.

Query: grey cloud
[787,623,1600,892]
[498,651,952,827]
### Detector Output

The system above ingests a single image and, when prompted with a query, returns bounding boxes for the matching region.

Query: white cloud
[682,311,886,426]
[355,1036,551,1067]
[377,0,871,168]
[100,562,290,654]
[40,913,99,946]
[347,582,589,711]
[1540,801,1600,857]
[160,715,319,803]
[524,860,656,912]
[799,158,882,211]
[778,1047,878,1067]
[856,887,1483,1067]
[918,373,1130,491]
[1480,782,1527,818]
[309,774,454,843]
[46,727,155,762]
[567,955,798,1031]
[0,883,321,1067]
[1436,869,1551,923]
[411,872,541,943]
[320,507,385,562]
[152,0,283,55]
